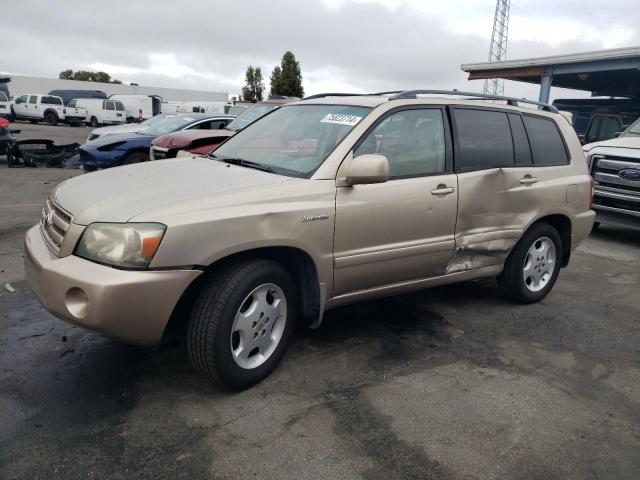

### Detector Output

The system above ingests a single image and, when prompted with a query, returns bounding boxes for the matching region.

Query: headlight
[75,223,166,269]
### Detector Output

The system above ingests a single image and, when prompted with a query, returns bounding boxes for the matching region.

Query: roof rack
[302,91,405,100]
[302,92,367,100]
[388,89,558,113]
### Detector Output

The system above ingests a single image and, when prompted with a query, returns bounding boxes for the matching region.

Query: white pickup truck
[11,94,87,126]
[0,91,10,119]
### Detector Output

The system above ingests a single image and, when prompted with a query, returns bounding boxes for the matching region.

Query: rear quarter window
[453,108,514,172]
[522,115,569,166]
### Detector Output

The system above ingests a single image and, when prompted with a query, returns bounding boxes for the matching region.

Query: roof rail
[388,89,559,113]
[303,92,367,100]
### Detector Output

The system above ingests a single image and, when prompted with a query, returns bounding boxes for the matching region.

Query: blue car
[80,113,234,171]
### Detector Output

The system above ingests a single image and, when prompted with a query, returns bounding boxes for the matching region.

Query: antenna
[483,0,510,96]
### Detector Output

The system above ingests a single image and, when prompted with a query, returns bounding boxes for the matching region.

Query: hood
[153,129,233,149]
[83,131,154,149]
[52,157,294,225]
[91,123,147,137]
[583,136,640,152]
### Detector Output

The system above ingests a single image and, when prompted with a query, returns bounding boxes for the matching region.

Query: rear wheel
[121,152,148,165]
[90,116,99,127]
[187,259,297,390]
[498,222,562,304]
[45,112,58,126]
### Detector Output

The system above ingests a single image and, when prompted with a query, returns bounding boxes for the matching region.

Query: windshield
[140,114,176,127]
[140,116,199,135]
[226,103,282,131]
[621,118,640,137]
[213,104,371,177]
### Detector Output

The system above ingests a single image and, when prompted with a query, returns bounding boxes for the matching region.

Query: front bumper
[79,147,127,171]
[24,225,201,345]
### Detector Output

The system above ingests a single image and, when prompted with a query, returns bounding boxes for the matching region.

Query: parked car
[71,98,126,127]
[25,91,594,390]
[553,98,640,144]
[11,94,87,126]
[150,127,233,160]
[583,117,640,230]
[0,117,16,155]
[48,89,107,106]
[108,94,163,123]
[79,113,234,170]
[86,113,178,142]
[149,98,296,160]
[0,91,10,119]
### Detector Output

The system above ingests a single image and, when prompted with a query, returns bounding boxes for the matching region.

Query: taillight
[589,176,595,209]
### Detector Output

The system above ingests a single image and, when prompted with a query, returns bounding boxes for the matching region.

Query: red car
[150,97,297,160]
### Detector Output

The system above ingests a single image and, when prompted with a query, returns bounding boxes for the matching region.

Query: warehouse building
[0,74,229,102]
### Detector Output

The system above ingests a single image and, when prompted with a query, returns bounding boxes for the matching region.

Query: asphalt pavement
[0,132,639,479]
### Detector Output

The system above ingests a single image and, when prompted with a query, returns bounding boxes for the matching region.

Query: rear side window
[453,109,514,171]
[41,96,62,105]
[115,101,125,111]
[523,116,569,166]
[29,96,38,104]
[508,114,532,165]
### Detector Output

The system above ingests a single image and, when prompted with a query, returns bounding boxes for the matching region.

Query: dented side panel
[450,166,581,273]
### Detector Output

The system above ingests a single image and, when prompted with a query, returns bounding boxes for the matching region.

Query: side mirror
[345,154,389,185]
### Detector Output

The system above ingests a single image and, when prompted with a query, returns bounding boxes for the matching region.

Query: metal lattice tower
[483,0,510,96]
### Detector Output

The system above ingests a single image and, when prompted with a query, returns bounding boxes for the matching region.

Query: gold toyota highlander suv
[25,90,595,390]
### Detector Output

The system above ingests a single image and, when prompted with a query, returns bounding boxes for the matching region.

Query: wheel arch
[529,214,572,267]
[43,108,59,118]
[163,246,322,342]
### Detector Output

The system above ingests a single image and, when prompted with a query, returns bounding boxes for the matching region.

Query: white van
[176,101,232,114]
[161,101,188,114]
[71,98,126,127]
[108,94,162,123]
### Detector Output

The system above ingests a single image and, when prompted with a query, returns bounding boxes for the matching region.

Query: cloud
[2,0,638,100]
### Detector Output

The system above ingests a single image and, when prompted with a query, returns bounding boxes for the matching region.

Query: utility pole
[483,0,510,96]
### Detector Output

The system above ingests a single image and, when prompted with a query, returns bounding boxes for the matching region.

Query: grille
[152,147,168,159]
[591,154,640,197]
[40,197,72,255]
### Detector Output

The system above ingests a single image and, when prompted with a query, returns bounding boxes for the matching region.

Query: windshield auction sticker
[320,113,363,126]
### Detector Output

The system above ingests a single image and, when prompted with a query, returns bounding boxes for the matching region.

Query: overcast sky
[3,0,639,100]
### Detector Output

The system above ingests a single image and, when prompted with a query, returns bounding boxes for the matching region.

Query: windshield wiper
[213,155,276,173]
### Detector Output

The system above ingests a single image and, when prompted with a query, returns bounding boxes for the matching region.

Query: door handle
[520,175,538,185]
[431,185,455,195]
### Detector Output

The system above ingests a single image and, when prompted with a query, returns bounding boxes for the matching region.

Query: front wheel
[498,222,562,304]
[187,259,297,390]
[45,112,58,126]
[90,116,99,127]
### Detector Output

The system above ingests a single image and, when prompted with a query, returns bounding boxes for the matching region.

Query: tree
[241,66,264,103]
[57,69,123,84]
[270,51,304,98]
[269,66,282,97]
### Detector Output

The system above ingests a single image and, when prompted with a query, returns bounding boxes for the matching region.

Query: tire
[592,222,600,232]
[498,222,562,304]
[187,259,297,390]
[90,116,99,127]
[45,112,58,126]
[121,152,148,165]
[9,110,15,122]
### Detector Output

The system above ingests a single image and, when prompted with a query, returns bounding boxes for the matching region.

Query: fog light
[65,287,89,319]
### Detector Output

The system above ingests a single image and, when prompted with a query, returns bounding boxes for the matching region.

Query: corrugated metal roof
[461,46,640,72]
